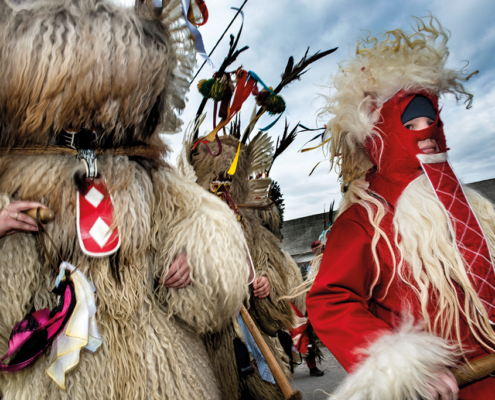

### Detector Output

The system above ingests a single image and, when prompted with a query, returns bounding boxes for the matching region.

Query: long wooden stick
[239,304,302,400]
[451,353,495,387]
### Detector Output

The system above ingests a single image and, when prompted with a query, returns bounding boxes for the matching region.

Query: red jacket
[306,203,495,397]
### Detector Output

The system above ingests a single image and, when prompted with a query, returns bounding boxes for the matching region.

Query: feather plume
[270,120,298,169]
[240,46,337,144]
[274,47,338,94]
[229,115,242,140]
[246,177,272,205]
[248,132,273,175]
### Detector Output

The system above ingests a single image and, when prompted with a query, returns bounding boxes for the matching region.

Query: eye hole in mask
[401,95,437,130]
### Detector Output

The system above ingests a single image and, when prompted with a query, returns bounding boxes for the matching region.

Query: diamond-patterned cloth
[77,179,120,257]
[421,160,495,319]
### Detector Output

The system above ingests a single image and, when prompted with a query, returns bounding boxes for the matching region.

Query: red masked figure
[307,17,495,400]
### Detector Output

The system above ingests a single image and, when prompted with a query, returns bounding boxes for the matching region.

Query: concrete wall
[282,178,495,261]
[467,178,495,204]
[281,211,336,263]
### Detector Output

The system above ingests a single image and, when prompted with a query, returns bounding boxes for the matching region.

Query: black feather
[271,119,299,167]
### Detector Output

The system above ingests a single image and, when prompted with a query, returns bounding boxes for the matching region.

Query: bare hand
[160,253,191,289]
[253,276,270,298]
[0,201,48,238]
[427,370,459,400]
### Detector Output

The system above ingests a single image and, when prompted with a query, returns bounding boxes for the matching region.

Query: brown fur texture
[183,133,294,400]
[0,0,195,148]
[0,0,250,398]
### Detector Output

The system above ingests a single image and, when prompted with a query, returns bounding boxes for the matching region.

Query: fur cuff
[329,318,457,400]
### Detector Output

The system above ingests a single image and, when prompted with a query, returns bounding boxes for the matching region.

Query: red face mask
[365,90,447,206]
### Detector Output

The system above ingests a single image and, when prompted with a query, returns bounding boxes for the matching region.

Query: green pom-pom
[209,80,226,101]
[197,78,226,101]
[264,94,286,115]
[197,79,214,98]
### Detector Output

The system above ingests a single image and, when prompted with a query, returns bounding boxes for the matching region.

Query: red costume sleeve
[306,215,393,372]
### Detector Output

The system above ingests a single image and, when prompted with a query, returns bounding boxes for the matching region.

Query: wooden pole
[239,304,302,400]
[450,353,495,387]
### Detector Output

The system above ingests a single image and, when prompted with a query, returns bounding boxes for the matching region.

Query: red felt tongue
[77,179,120,257]
[421,159,495,320]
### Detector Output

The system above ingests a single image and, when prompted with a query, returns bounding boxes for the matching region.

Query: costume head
[181,124,275,218]
[365,90,446,205]
[0,0,196,149]
[322,16,476,200]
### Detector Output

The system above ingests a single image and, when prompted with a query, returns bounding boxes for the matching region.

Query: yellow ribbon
[227,142,241,175]
[205,105,231,142]
[300,136,331,153]
[240,107,266,140]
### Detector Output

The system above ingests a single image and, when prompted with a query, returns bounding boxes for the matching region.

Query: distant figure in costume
[178,28,336,398]
[306,16,495,399]
[0,0,252,399]
[258,185,325,378]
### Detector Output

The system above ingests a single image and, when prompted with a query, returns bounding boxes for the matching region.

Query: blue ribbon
[181,0,213,66]
[246,71,283,131]
[259,112,283,132]
[236,313,275,384]
[247,71,275,94]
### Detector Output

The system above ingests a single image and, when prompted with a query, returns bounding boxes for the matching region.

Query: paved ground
[290,347,348,399]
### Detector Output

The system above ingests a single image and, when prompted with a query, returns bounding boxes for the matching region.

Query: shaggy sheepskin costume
[178,130,294,400]
[0,0,251,398]
[306,16,495,399]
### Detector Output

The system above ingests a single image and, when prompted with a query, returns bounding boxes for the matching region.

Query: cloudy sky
[124,0,495,220]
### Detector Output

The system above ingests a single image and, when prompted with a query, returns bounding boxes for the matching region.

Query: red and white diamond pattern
[77,179,120,257]
[421,160,495,319]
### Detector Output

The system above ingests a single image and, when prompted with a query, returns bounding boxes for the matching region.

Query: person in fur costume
[179,123,294,400]
[178,31,336,398]
[0,0,253,398]
[306,16,495,399]
[259,181,325,377]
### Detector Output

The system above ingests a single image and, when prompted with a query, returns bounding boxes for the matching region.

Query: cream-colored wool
[394,175,495,354]
[181,132,293,400]
[338,177,495,356]
[0,154,250,399]
[328,316,458,400]
[320,16,476,189]
[0,0,250,398]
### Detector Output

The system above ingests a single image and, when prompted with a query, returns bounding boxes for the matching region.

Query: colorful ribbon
[205,71,255,142]
[236,313,275,384]
[227,142,241,175]
[259,113,283,132]
[247,71,284,132]
[247,71,275,95]
[0,276,76,372]
[0,262,101,390]
[47,262,102,389]
[193,134,223,157]
[181,0,213,66]
[193,0,209,26]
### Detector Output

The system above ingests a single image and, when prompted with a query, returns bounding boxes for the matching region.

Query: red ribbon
[230,70,256,120]
[194,0,209,26]
[192,134,223,157]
